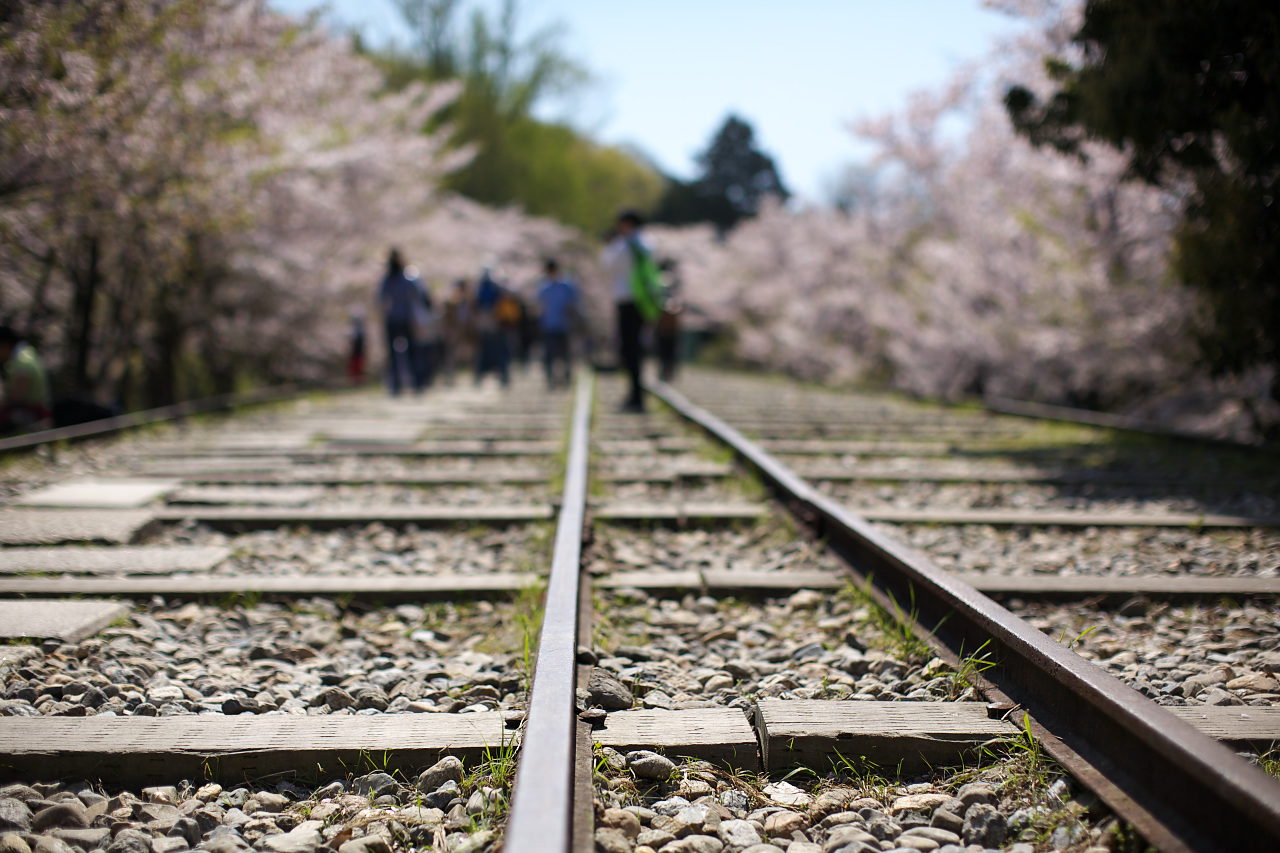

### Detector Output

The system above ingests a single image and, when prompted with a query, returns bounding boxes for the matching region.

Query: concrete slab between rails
[956,573,1280,598]
[0,510,157,546]
[153,505,553,529]
[135,457,296,476]
[592,709,759,772]
[855,507,1280,528]
[754,701,1280,775]
[0,546,231,575]
[0,572,542,599]
[594,570,845,593]
[0,713,512,786]
[593,503,768,523]
[0,600,129,642]
[168,486,325,506]
[14,479,179,509]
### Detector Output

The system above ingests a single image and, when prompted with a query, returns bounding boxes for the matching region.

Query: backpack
[627,239,664,322]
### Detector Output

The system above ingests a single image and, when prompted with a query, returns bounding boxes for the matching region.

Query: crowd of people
[367,210,682,409]
[0,210,684,438]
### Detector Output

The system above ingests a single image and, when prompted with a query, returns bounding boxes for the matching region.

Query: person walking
[601,210,662,412]
[441,279,474,386]
[655,259,682,382]
[473,267,510,387]
[377,248,428,395]
[535,258,579,390]
[0,325,52,434]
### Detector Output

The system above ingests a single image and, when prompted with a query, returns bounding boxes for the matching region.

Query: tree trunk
[68,236,100,392]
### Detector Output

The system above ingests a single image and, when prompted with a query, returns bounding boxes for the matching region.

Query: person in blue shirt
[536,258,579,390]
[377,248,429,395]
[473,267,511,387]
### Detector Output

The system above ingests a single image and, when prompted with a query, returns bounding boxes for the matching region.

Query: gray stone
[599,809,640,840]
[784,844,820,853]
[899,828,959,846]
[823,825,878,851]
[351,774,397,799]
[742,846,786,853]
[0,787,40,803]
[50,829,110,851]
[719,819,763,848]
[142,788,180,805]
[865,814,901,841]
[664,836,724,853]
[719,791,749,814]
[0,800,32,832]
[0,833,32,853]
[150,838,188,853]
[32,838,77,853]
[928,809,963,835]
[169,817,203,847]
[626,750,675,780]
[256,824,321,853]
[635,828,675,848]
[960,805,1006,849]
[954,784,995,810]
[593,827,630,853]
[109,830,153,853]
[588,670,633,711]
[449,831,493,853]
[31,802,89,831]
[198,839,248,853]
[337,837,390,853]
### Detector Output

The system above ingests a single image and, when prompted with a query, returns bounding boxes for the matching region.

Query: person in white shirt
[601,210,651,412]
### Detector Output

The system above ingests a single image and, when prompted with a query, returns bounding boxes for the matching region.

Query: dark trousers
[542,331,571,388]
[385,319,422,395]
[617,301,644,408]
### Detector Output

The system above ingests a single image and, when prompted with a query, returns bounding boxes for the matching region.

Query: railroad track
[1,369,1278,853]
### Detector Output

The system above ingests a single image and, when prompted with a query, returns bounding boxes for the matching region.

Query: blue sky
[269,1,1025,201]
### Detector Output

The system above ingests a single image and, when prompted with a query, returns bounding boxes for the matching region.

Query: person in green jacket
[0,325,52,434]
[601,210,663,413]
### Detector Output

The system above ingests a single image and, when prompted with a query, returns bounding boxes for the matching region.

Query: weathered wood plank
[0,600,129,642]
[0,572,540,598]
[0,510,157,545]
[958,573,1280,598]
[168,486,324,506]
[181,471,548,486]
[595,571,705,590]
[592,708,758,771]
[0,714,512,785]
[153,505,553,529]
[594,503,767,523]
[701,570,846,591]
[855,507,1280,528]
[794,468,1272,487]
[755,700,1013,774]
[755,701,1280,775]
[1167,707,1280,742]
[0,546,230,576]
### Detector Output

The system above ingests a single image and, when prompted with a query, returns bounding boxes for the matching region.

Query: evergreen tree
[654,114,789,232]
[1004,0,1280,415]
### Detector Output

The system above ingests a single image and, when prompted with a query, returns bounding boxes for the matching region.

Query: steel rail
[505,371,593,853]
[0,383,319,454]
[650,378,1280,853]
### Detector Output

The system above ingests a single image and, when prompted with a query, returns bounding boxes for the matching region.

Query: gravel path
[1009,598,1280,708]
[1,597,536,718]
[144,522,552,579]
[874,521,1280,578]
